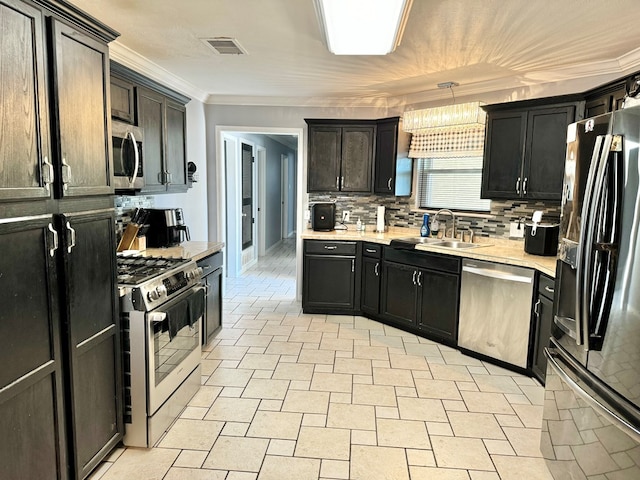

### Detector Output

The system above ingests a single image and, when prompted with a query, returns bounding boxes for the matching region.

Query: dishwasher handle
[462,264,533,284]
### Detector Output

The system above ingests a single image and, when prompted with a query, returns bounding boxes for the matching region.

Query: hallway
[94,239,552,479]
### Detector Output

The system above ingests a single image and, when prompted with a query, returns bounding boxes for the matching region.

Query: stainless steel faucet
[435,209,456,239]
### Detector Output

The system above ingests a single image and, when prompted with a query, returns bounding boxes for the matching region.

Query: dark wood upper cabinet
[306,119,374,193]
[374,117,399,194]
[584,80,627,118]
[138,87,166,193]
[110,76,136,124]
[0,0,51,201]
[50,19,113,198]
[481,99,576,201]
[165,100,188,191]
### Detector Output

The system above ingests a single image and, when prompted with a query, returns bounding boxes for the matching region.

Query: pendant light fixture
[314,0,413,55]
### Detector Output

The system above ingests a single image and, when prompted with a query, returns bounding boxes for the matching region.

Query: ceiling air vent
[202,37,247,55]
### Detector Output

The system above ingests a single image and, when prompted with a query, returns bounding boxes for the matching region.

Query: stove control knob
[186,267,203,281]
[147,285,167,302]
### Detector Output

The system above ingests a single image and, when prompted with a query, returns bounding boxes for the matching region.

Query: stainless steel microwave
[112,121,144,190]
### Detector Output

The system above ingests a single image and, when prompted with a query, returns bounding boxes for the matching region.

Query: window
[416,156,490,211]
[409,125,490,212]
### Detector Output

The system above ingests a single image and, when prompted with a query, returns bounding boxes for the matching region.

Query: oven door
[146,286,204,414]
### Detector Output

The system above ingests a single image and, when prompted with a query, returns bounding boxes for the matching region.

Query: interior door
[241,143,254,250]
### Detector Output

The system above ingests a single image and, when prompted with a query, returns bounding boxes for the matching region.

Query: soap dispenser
[420,213,430,237]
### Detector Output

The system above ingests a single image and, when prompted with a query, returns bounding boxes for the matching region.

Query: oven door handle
[149,312,166,323]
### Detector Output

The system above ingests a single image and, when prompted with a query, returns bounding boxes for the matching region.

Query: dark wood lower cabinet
[304,255,357,312]
[531,274,555,384]
[198,252,224,346]
[380,261,419,327]
[417,268,459,344]
[360,256,381,316]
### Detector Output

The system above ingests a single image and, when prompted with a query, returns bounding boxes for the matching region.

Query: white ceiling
[73,0,640,106]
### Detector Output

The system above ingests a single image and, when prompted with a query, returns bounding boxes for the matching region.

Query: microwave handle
[127,130,140,187]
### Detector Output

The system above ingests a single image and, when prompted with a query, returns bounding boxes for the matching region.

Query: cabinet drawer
[363,242,382,258]
[384,247,460,274]
[197,251,223,276]
[538,274,555,300]
[305,240,357,255]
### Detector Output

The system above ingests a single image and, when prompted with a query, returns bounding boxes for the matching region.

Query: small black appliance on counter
[524,222,559,256]
[310,202,335,231]
[145,208,191,247]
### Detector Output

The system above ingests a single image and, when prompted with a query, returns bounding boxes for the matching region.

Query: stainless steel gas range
[117,254,204,447]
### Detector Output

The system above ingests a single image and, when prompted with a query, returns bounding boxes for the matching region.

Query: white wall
[153,98,208,240]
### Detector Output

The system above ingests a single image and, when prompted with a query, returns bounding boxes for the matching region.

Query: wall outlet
[304,209,310,220]
[342,211,350,223]
[510,221,525,238]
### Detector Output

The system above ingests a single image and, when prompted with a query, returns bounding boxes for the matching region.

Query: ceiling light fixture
[403,82,486,133]
[314,0,413,55]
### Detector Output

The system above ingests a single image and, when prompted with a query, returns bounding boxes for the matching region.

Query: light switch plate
[510,221,524,238]
[304,210,310,220]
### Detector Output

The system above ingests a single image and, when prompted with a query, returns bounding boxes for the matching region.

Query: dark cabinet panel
[58,210,122,479]
[361,256,380,316]
[481,111,527,199]
[584,81,626,118]
[0,0,51,201]
[0,215,66,480]
[165,100,188,192]
[523,106,575,200]
[110,76,135,124]
[304,255,356,311]
[138,87,165,193]
[417,268,459,343]
[198,252,224,346]
[380,261,418,328]
[307,125,342,191]
[482,102,576,200]
[374,117,399,194]
[341,126,374,192]
[50,19,112,197]
[531,274,555,383]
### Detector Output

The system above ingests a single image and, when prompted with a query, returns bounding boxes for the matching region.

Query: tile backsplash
[308,193,561,239]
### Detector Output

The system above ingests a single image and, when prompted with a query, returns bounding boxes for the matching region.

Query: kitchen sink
[389,237,482,250]
[435,240,480,249]
[397,237,447,244]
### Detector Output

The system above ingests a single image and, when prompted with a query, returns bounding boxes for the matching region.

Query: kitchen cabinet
[306,119,374,193]
[303,240,360,313]
[481,100,576,201]
[57,208,122,479]
[373,117,399,194]
[584,80,627,118]
[0,215,66,480]
[531,273,555,384]
[110,76,136,124]
[197,252,224,346]
[360,243,382,316]
[111,62,190,194]
[381,247,460,345]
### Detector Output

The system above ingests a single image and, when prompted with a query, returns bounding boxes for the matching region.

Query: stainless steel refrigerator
[541,105,640,479]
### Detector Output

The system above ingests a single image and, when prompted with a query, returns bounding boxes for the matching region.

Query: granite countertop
[301,227,557,277]
[144,241,224,262]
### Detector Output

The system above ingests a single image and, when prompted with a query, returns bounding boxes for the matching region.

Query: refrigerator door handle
[575,134,605,347]
[545,347,640,444]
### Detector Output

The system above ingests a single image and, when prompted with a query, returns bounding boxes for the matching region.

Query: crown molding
[203,93,393,108]
[109,42,209,103]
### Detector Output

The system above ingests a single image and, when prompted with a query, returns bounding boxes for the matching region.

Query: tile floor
[92,238,554,480]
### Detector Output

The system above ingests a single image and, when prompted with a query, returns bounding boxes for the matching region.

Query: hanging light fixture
[314,0,413,55]
[402,82,486,133]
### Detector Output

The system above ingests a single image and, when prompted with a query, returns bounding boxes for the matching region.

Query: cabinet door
[51,20,112,197]
[417,268,459,344]
[203,269,222,346]
[58,210,122,479]
[110,76,135,124]
[361,256,381,316]
[341,126,374,192]
[380,261,418,328]
[532,293,554,383]
[138,87,166,193]
[0,0,52,201]
[481,110,526,199]
[303,254,356,311]
[522,106,574,200]
[307,125,341,192]
[374,119,398,194]
[165,100,188,193]
[0,215,67,480]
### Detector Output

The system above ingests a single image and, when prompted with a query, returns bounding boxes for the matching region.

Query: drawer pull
[544,285,555,294]
[366,248,377,253]
[324,245,337,250]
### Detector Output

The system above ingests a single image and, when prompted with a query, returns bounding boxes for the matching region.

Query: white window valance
[408,125,485,159]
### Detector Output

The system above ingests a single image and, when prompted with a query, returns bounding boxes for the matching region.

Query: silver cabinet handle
[534,299,541,317]
[66,221,76,253]
[544,285,555,294]
[42,156,54,192]
[523,177,528,195]
[48,223,58,257]
[166,171,173,185]
[417,271,422,287]
[336,177,339,189]
[341,176,344,189]
[412,270,417,285]
[515,177,521,195]
[365,248,377,253]
[351,258,355,273]
[61,157,72,191]
[387,177,392,190]
[324,245,337,250]
[374,262,379,276]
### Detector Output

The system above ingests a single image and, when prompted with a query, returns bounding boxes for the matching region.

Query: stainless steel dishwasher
[458,259,535,368]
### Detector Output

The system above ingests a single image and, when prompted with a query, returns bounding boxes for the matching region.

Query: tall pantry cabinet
[0,1,122,479]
